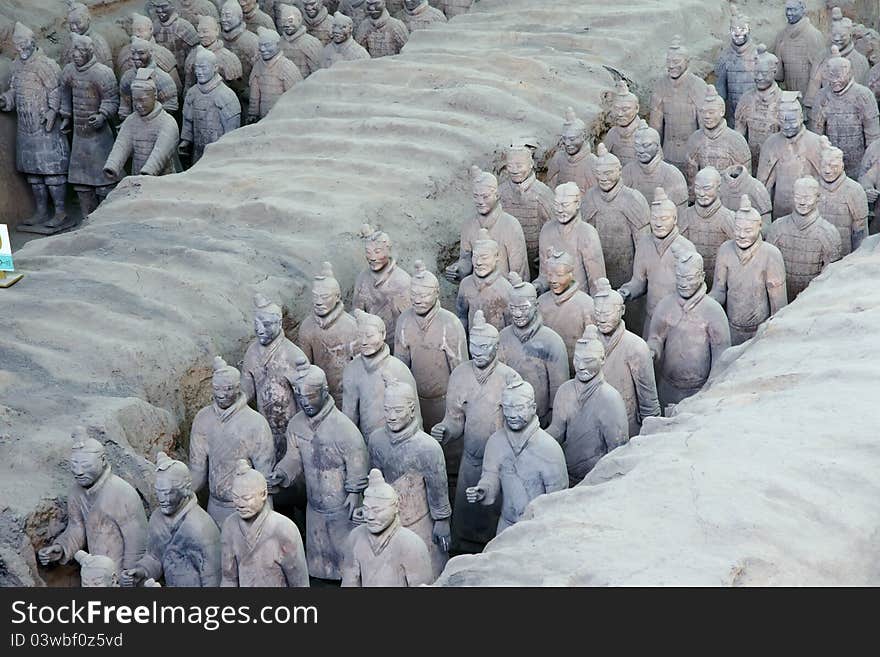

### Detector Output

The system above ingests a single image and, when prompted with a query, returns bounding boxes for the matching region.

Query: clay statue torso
[352,261,412,349]
[305,8,334,44]
[599,322,660,437]
[120,65,179,118]
[765,211,842,299]
[356,13,409,57]
[811,81,880,177]
[537,217,606,296]
[106,104,180,177]
[223,25,260,82]
[621,155,688,211]
[342,523,432,586]
[684,125,753,192]
[719,165,772,225]
[154,14,200,73]
[649,72,707,169]
[401,3,446,31]
[281,28,324,77]
[716,41,758,124]
[182,75,241,162]
[537,285,595,372]
[185,40,243,89]
[679,201,736,286]
[772,16,825,96]
[118,41,180,90]
[62,29,113,69]
[757,127,823,219]
[604,119,640,167]
[458,206,530,282]
[456,270,513,333]
[298,305,359,404]
[220,506,309,586]
[735,84,782,164]
[546,146,597,194]
[818,174,869,255]
[498,174,554,276]
[320,37,371,67]
[250,52,303,119]
[435,0,473,18]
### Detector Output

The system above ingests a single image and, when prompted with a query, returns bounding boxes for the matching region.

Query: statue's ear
[619,304,626,318]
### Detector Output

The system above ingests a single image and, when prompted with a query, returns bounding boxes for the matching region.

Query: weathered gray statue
[734,44,782,167]
[771,0,825,98]
[249,27,302,122]
[715,7,757,126]
[62,2,113,69]
[119,37,179,120]
[604,80,640,167]
[431,310,520,552]
[341,469,432,587]
[546,107,597,194]
[719,164,772,230]
[75,551,119,587]
[467,379,568,531]
[498,273,569,428]
[591,278,660,437]
[338,0,369,33]
[117,13,180,90]
[184,16,243,90]
[320,11,371,67]
[270,357,369,581]
[189,356,276,526]
[151,0,200,74]
[178,0,221,27]
[121,452,222,587]
[710,195,788,345]
[37,428,148,574]
[456,228,515,334]
[220,460,309,586]
[621,119,689,212]
[304,0,334,44]
[239,0,276,33]
[817,135,869,255]
[679,166,736,286]
[368,376,451,577]
[278,4,324,77]
[805,8,871,111]
[648,250,731,409]
[221,0,261,85]
[356,0,409,58]
[401,0,446,32]
[0,23,71,235]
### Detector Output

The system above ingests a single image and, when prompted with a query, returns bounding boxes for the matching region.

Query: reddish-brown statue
[719,164,772,230]
[735,45,782,167]
[621,119,688,212]
[278,5,324,77]
[679,166,736,286]
[715,7,757,126]
[771,0,825,98]
[817,135,869,255]
[321,11,371,67]
[356,0,409,57]
[546,107,597,194]
[604,80,640,167]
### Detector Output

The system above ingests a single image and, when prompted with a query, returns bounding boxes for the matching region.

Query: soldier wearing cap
[189,356,275,526]
[118,36,180,120]
[467,379,567,532]
[248,26,302,122]
[270,357,368,581]
[184,16,243,91]
[62,2,113,69]
[456,228,514,334]
[715,7,757,126]
[771,0,825,98]
[118,13,181,89]
[75,551,119,587]
[711,195,788,345]
[679,166,736,286]
[122,452,221,587]
[37,428,148,575]
[278,4,324,77]
[622,119,689,214]
[320,11,370,68]
[341,469,432,587]
[604,80,641,167]
[498,273,568,429]
[734,45,782,167]
[151,0,200,74]
[546,107,598,194]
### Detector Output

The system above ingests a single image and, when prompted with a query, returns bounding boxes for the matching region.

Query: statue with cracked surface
[546,107,598,194]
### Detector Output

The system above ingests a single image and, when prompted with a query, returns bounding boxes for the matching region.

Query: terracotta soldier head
[75,550,119,587]
[359,223,393,273]
[675,249,705,299]
[12,22,37,60]
[129,36,154,70]
[69,427,107,489]
[472,228,500,279]
[130,13,154,41]
[410,260,439,316]
[825,46,853,92]
[561,107,588,156]
[784,0,806,25]
[312,261,342,318]
[304,0,326,20]
[253,293,283,346]
[212,356,241,410]
[231,459,268,520]
[665,35,690,80]
[778,91,804,138]
[151,0,176,24]
[612,80,639,128]
[198,16,222,48]
[729,6,750,47]
[354,309,386,356]
[257,26,282,61]
[754,44,779,90]
[592,277,625,335]
[830,8,855,52]
[131,68,159,117]
[382,374,418,432]
[593,143,622,192]
[793,176,820,216]
[819,136,845,184]
[194,46,219,84]
[507,273,538,329]
[700,85,726,131]
[501,378,536,431]
[362,468,399,535]
[70,33,95,68]
[331,12,354,43]
[545,248,576,296]
[154,451,194,516]
[734,194,762,250]
[366,0,387,20]
[693,166,722,208]
[573,325,605,382]
[221,0,245,32]
[506,144,535,184]
[469,310,499,369]
[470,166,500,217]
[279,5,304,37]
[292,356,329,416]
[634,119,662,164]
[67,2,92,36]
[553,182,582,225]
[239,0,260,15]
[650,187,678,238]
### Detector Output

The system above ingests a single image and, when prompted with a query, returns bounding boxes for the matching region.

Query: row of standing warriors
[0,0,462,236]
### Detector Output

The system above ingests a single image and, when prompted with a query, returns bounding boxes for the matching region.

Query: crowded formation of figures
[23,2,880,587]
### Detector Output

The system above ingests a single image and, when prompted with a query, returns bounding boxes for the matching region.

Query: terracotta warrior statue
[221,0,260,85]
[445,166,528,283]
[581,143,650,290]
[60,34,120,219]
[810,47,880,178]
[119,37,179,120]
[248,27,302,122]
[239,0,277,33]
[735,45,782,167]
[367,376,451,578]
[805,8,870,111]
[220,460,309,586]
[434,0,472,19]
[498,273,569,428]
[817,135,869,255]
[535,182,606,297]
[649,36,707,172]
[184,16,243,90]
[320,11,370,67]
[679,166,736,286]
[357,0,409,58]
[859,145,880,222]
[499,143,554,278]
[180,47,241,163]
[75,551,119,587]
[757,91,822,219]
[710,195,788,345]
[765,177,842,299]
[546,107,597,194]
[401,0,446,32]
[467,379,568,531]
[456,228,514,333]
[619,187,696,335]
[37,428,148,574]
[621,119,688,212]
[771,0,825,98]
[648,250,731,409]
[342,309,421,438]
[684,85,752,198]
[303,0,334,44]
[715,7,757,126]
[352,224,412,349]
[537,248,596,373]
[719,164,772,231]
[62,2,112,69]
[151,0,200,74]
[269,358,368,581]
[0,23,71,235]
[341,469,432,587]
[118,13,180,91]
[178,0,221,27]
[240,294,306,461]
[278,5,323,77]
[338,0,369,33]
[591,278,659,437]
[121,452,222,587]
[298,262,359,403]
[546,326,628,485]
[432,310,520,552]
[189,356,276,526]
[604,80,640,167]
[104,69,179,179]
